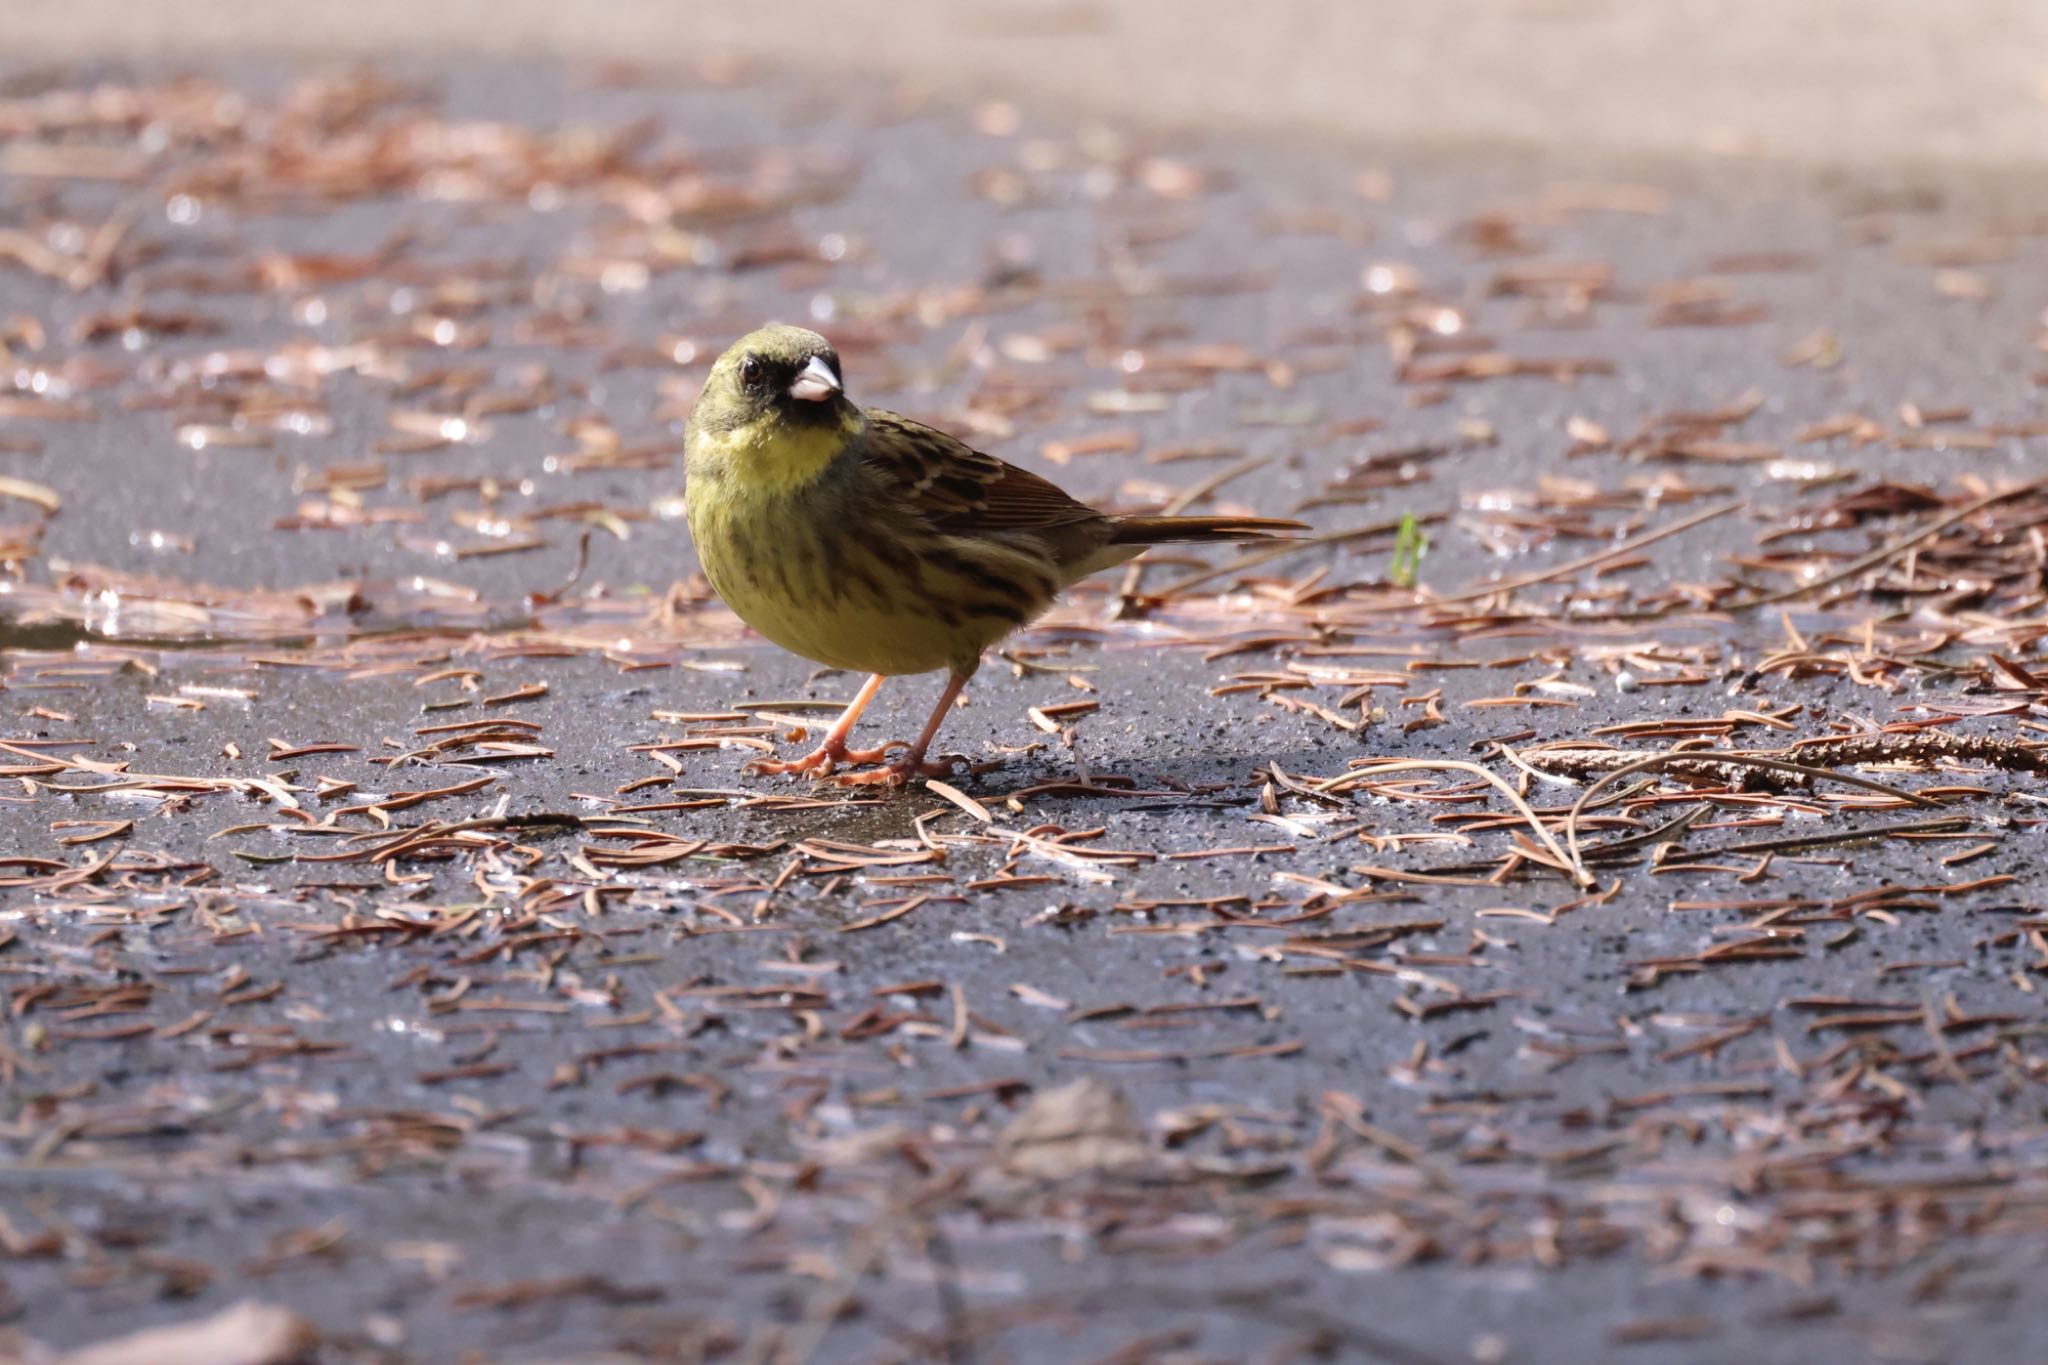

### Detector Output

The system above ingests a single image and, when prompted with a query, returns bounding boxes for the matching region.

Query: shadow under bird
[684,325,1306,785]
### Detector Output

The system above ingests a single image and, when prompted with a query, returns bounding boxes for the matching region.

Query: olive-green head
[688,324,856,451]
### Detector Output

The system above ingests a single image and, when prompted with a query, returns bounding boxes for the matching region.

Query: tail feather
[1107,514,1309,546]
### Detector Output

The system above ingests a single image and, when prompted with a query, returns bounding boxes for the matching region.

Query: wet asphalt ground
[1,57,2047,1365]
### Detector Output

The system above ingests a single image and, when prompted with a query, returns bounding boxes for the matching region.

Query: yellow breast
[689,483,1067,678]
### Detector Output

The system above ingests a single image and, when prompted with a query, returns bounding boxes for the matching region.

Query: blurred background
[11,0,2048,171]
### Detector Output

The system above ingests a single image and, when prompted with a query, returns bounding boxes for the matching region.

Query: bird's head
[688,325,863,487]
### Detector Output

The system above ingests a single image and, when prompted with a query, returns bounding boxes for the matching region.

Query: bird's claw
[824,752,968,788]
[745,737,908,779]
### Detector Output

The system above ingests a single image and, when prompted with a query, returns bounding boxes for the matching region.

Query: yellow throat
[695,409,863,496]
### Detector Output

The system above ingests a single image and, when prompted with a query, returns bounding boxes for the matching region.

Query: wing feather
[860,410,1103,534]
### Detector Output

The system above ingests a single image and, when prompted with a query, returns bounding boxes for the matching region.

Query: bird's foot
[825,752,968,788]
[745,736,907,779]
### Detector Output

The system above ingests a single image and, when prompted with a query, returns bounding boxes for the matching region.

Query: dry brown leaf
[993,1077,1151,1181]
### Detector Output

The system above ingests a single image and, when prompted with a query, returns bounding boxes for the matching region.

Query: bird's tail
[1107,514,1309,546]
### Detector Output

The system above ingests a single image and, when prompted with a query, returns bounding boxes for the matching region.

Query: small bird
[684,325,1305,785]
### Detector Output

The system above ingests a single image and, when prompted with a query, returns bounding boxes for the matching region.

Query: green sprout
[1388,512,1427,589]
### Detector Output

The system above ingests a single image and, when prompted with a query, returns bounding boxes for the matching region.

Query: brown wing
[860,410,1104,534]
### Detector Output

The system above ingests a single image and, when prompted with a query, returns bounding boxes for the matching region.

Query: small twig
[1419,801,1705,875]
[1316,758,1592,887]
[1564,754,1940,882]
[1389,498,1741,612]
[1923,987,1984,1108]
[1720,477,2046,612]
[1573,804,1713,860]
[1656,814,1972,864]
[532,528,594,603]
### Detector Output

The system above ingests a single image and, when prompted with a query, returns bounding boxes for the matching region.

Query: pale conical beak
[787,355,842,403]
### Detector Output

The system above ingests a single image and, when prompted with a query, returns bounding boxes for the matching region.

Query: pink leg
[745,673,905,778]
[830,672,972,787]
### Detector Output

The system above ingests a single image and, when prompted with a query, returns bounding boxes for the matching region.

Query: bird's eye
[738,355,765,390]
